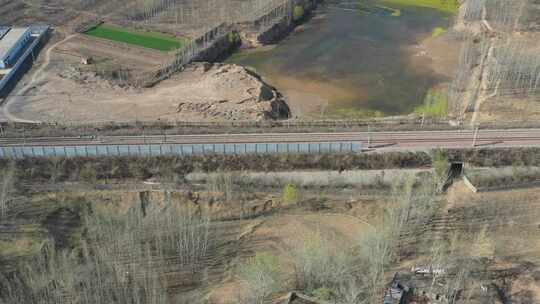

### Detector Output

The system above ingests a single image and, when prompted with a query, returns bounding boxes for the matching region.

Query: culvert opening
[449,162,464,178]
[442,162,464,192]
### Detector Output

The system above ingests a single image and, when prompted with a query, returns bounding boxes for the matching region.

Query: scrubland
[0,149,539,303]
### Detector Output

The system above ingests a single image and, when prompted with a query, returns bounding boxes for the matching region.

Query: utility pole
[472,126,480,147]
[367,125,372,148]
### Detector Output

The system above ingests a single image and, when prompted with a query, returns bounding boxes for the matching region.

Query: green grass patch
[414,88,448,118]
[85,24,185,52]
[431,26,446,37]
[380,0,459,14]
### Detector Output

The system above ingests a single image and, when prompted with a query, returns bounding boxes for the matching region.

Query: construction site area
[0,0,301,123]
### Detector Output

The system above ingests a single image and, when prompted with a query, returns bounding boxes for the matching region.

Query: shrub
[227,31,241,45]
[312,287,335,301]
[207,172,235,202]
[0,162,15,220]
[282,183,299,205]
[79,163,97,182]
[293,5,305,21]
[290,231,353,293]
[415,88,448,118]
[238,252,283,303]
[432,149,449,186]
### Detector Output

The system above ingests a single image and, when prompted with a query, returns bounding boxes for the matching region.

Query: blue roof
[0,27,29,61]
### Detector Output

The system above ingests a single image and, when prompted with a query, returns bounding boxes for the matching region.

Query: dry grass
[187,169,429,189]
[465,166,540,188]
[0,238,43,259]
[1,161,540,303]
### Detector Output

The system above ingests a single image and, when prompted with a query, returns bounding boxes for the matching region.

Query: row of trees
[66,0,301,25]
[462,0,528,32]
[73,0,298,30]
[0,162,15,221]
[486,40,540,100]
[449,0,539,121]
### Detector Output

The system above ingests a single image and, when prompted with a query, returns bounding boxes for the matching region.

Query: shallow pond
[227,0,455,118]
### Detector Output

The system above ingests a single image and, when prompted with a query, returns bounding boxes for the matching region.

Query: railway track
[2,129,540,150]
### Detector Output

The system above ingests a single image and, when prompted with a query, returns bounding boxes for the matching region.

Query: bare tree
[358,226,393,303]
[289,229,355,295]
[238,252,284,304]
[0,198,212,304]
[0,162,16,220]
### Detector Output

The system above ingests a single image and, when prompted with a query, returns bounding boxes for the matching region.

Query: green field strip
[85,24,185,52]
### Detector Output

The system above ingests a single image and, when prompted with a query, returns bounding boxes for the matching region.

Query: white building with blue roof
[0,27,31,69]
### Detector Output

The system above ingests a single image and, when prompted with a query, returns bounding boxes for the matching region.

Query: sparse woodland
[2,148,539,303]
[449,0,540,123]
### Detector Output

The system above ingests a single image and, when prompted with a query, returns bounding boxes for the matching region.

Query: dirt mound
[173,63,290,120]
[9,61,291,123]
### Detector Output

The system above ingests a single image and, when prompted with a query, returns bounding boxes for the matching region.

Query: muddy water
[227,0,453,118]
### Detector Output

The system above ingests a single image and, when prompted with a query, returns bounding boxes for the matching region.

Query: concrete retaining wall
[462,175,478,193]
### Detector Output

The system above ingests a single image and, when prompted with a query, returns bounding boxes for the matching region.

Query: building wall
[0,29,31,69]
[0,26,49,98]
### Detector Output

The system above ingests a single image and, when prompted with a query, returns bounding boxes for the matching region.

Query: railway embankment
[3,147,540,183]
[462,166,540,192]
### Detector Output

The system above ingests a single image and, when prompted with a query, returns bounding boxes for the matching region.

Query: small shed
[81,57,93,65]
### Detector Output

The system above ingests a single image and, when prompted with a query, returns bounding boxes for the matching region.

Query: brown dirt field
[445,183,540,257]
[208,213,371,303]
[477,94,540,124]
[8,58,288,123]
[435,183,540,303]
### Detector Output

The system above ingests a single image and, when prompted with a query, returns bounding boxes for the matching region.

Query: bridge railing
[0,141,362,159]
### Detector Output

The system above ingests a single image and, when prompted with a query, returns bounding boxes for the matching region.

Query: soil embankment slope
[8,62,290,123]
